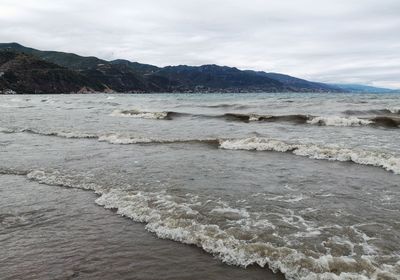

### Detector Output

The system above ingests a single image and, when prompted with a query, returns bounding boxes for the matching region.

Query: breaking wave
[220,137,400,174]
[1,127,220,147]
[98,134,219,147]
[307,116,373,127]
[22,128,98,139]
[222,113,310,123]
[370,116,400,128]
[110,109,186,120]
[2,127,399,174]
[107,109,400,128]
[0,168,397,280]
[343,108,399,116]
[388,107,400,114]
[224,114,399,128]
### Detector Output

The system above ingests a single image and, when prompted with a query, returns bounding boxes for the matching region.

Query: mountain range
[0,43,396,94]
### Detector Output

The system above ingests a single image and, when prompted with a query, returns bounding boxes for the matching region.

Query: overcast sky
[1,0,399,88]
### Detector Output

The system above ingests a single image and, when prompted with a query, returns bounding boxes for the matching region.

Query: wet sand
[0,175,284,280]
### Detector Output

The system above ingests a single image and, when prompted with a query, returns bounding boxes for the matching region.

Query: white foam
[387,107,400,114]
[0,127,14,133]
[95,190,400,280]
[8,127,400,175]
[266,194,307,203]
[21,128,97,139]
[210,207,250,219]
[23,169,400,280]
[53,131,97,139]
[220,137,295,153]
[98,134,154,144]
[26,170,103,194]
[111,109,169,119]
[220,137,400,174]
[308,116,373,127]
[293,145,400,174]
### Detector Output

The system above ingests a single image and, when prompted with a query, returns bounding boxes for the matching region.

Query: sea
[0,92,399,280]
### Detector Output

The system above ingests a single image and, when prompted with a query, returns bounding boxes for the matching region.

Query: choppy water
[1,93,400,280]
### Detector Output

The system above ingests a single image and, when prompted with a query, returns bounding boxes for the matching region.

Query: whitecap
[220,137,400,174]
[110,109,170,119]
[20,169,400,280]
[308,116,373,127]
[98,134,154,144]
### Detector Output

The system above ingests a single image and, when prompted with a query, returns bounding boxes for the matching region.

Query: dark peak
[199,64,220,69]
[111,59,159,68]
[163,64,240,72]
[111,59,130,64]
[199,64,240,71]
[0,42,23,48]
[163,64,193,69]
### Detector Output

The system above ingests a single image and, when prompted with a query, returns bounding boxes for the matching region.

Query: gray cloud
[0,0,399,88]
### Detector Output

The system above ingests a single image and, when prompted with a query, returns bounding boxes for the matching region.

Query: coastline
[0,174,285,280]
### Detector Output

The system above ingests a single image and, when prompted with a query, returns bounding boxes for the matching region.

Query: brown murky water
[1,93,399,279]
[0,175,284,280]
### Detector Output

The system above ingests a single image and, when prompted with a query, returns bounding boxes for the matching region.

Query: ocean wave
[200,103,251,109]
[387,107,400,114]
[107,109,400,128]
[98,134,156,144]
[22,128,98,139]
[3,127,219,147]
[223,113,399,128]
[0,127,98,139]
[11,169,396,280]
[307,116,373,127]
[370,116,400,128]
[222,113,310,123]
[3,127,399,174]
[97,134,219,147]
[226,113,398,128]
[344,108,400,116]
[110,109,185,120]
[220,137,400,174]
[0,127,16,133]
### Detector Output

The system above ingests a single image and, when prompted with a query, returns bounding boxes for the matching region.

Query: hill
[0,42,345,94]
[0,51,105,94]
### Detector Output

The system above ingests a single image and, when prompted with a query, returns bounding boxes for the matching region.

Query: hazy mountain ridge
[330,83,397,93]
[0,42,377,94]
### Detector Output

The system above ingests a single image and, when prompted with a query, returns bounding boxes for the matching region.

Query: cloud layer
[1,0,399,88]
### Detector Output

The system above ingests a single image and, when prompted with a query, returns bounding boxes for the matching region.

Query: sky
[1,0,399,88]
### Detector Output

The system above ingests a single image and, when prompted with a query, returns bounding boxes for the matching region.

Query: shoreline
[0,174,285,280]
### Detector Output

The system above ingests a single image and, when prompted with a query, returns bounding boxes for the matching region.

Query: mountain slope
[258,72,342,92]
[0,42,346,93]
[110,59,160,75]
[0,42,107,70]
[0,51,105,94]
[150,64,286,92]
[0,43,158,93]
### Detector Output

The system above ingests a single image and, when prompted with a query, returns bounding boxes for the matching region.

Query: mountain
[0,43,159,93]
[110,59,160,75]
[0,51,105,94]
[330,84,396,93]
[0,42,344,94]
[0,42,106,70]
[152,65,285,92]
[258,72,342,92]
